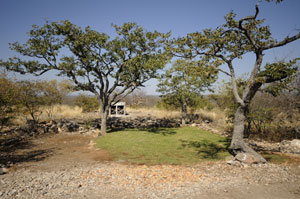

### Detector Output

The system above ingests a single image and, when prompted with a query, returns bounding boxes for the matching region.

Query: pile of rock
[280,139,300,154]
[247,139,300,154]
[1,116,182,139]
[107,117,181,129]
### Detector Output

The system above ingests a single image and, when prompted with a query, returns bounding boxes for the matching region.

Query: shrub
[0,72,20,128]
[75,94,99,112]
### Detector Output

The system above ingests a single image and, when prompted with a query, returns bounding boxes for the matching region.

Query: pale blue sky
[1,0,300,94]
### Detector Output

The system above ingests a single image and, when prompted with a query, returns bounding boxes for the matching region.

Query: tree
[0,71,20,128]
[0,21,170,135]
[171,3,300,162]
[18,81,46,123]
[157,59,217,125]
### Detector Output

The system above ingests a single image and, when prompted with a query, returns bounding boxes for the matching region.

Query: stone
[225,155,235,162]
[0,167,9,175]
[226,155,241,166]
[226,160,241,166]
[280,139,300,154]
[235,153,262,164]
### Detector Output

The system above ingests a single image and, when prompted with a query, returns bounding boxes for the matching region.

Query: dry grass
[193,108,226,129]
[12,105,227,130]
[47,104,83,119]
[40,104,101,121]
[13,104,100,125]
[127,107,181,118]
[127,107,226,129]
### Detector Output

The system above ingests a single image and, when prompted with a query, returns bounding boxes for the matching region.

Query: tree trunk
[99,103,109,136]
[181,101,187,126]
[230,105,266,163]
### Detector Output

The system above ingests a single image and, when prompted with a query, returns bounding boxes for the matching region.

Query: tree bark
[99,100,109,136]
[181,100,187,126]
[99,108,108,136]
[230,105,266,163]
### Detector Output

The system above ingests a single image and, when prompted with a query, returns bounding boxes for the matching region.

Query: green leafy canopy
[0,21,170,105]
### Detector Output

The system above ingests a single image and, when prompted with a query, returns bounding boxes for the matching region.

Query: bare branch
[263,32,300,50]
[238,3,260,49]
[218,68,232,77]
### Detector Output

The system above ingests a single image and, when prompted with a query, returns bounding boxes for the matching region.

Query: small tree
[0,21,170,135]
[18,81,45,123]
[157,59,217,125]
[0,71,20,128]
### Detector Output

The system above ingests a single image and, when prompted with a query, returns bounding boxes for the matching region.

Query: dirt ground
[10,133,113,172]
[1,133,300,199]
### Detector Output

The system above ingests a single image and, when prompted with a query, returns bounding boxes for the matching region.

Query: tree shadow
[108,127,177,136]
[0,137,34,153]
[138,128,177,136]
[107,128,126,133]
[179,138,230,159]
[0,149,54,166]
[0,136,54,166]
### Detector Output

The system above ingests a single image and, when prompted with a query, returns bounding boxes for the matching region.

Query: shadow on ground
[0,136,54,166]
[0,137,35,153]
[179,138,230,159]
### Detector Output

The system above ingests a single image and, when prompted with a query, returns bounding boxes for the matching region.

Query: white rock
[0,167,9,175]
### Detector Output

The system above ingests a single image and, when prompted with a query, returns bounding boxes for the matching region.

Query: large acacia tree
[0,21,170,135]
[172,3,300,162]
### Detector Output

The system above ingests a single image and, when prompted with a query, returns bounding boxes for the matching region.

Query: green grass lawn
[95,127,231,165]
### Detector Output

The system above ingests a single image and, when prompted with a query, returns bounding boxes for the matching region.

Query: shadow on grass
[107,128,126,133]
[179,138,230,159]
[141,128,177,136]
[108,127,177,136]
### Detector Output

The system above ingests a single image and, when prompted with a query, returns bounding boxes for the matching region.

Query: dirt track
[1,133,300,199]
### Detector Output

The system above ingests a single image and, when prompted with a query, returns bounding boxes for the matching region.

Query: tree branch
[238,3,260,49]
[227,61,244,106]
[218,68,232,77]
[262,32,300,50]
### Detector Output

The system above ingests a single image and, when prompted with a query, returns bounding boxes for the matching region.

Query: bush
[75,94,99,112]
[0,72,20,128]
[156,95,213,111]
[216,77,300,142]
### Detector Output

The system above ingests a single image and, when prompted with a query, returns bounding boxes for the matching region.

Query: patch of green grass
[262,152,299,164]
[95,127,231,165]
[262,153,286,163]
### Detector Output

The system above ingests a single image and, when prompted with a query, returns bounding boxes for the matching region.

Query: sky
[1,0,300,95]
